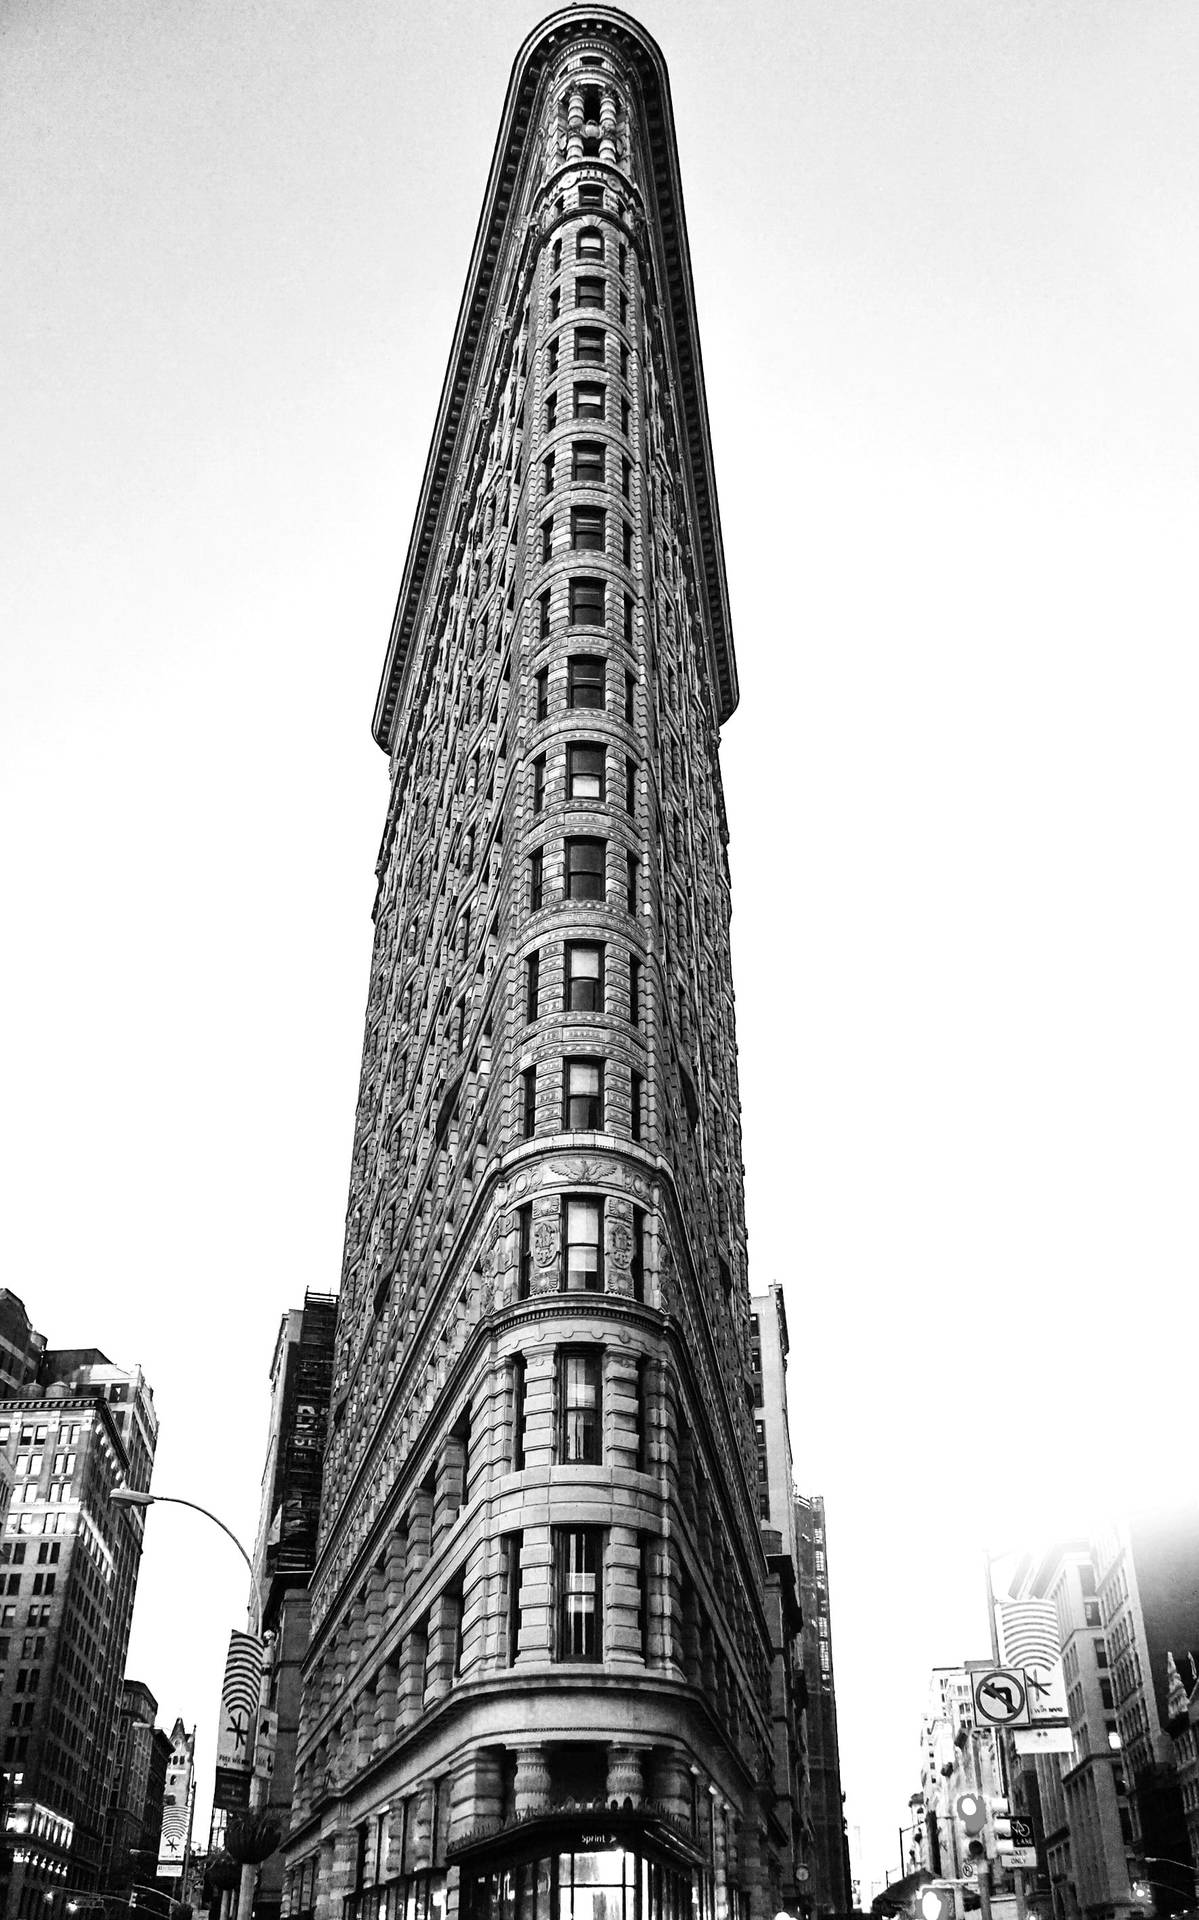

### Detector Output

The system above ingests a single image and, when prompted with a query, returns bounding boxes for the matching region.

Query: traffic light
[955,1792,987,1860]
[991,1799,1012,1854]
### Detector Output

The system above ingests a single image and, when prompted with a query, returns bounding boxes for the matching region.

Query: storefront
[454,1810,708,1920]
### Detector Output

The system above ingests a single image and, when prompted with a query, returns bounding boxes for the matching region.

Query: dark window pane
[568,655,605,706]
[566,837,606,901]
[569,578,605,626]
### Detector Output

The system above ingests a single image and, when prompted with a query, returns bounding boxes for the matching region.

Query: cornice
[371,5,737,752]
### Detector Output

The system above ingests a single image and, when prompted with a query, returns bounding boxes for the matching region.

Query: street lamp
[107,1486,267,1920]
[108,1489,258,1631]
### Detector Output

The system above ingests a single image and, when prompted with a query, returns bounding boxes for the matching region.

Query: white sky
[3,0,1197,1897]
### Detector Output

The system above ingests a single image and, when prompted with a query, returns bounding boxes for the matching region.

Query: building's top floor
[372,3,738,754]
[0,1289,46,1395]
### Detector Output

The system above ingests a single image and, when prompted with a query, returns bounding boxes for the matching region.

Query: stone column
[397,1619,428,1728]
[385,1524,407,1613]
[599,87,618,164]
[434,1433,467,1544]
[650,1750,691,1828]
[606,1745,644,1810]
[365,1562,387,1649]
[566,87,584,162]
[406,1481,434,1596]
[321,1830,358,1920]
[424,1588,462,1706]
[384,1799,409,1879]
[407,1781,436,1870]
[449,1748,504,1848]
[512,1745,551,1819]
[374,1657,399,1755]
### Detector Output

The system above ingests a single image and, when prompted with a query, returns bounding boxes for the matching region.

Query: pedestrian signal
[918,1890,954,1920]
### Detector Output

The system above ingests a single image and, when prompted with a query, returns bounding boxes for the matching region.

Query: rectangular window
[505,1532,523,1665]
[543,452,555,493]
[525,950,541,1023]
[521,1067,537,1139]
[535,666,549,719]
[518,1205,533,1299]
[624,669,635,723]
[550,286,561,321]
[545,391,557,431]
[619,291,628,326]
[573,382,605,421]
[529,848,544,912]
[626,850,639,913]
[568,654,605,707]
[558,1351,602,1464]
[579,184,604,210]
[563,1058,603,1131]
[572,440,605,484]
[571,505,606,551]
[563,1195,602,1291]
[576,228,604,260]
[629,955,641,1025]
[566,942,604,1012]
[547,337,560,376]
[575,326,605,364]
[621,455,631,499]
[541,517,553,562]
[625,755,637,814]
[621,396,631,435]
[631,1069,644,1142]
[631,1207,645,1301]
[566,837,606,901]
[576,276,605,309]
[551,238,562,272]
[622,521,633,568]
[538,590,551,640]
[567,742,605,802]
[620,342,630,381]
[556,1526,603,1659]
[570,577,605,626]
[532,752,546,814]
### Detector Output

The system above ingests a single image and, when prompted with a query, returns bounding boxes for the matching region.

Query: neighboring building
[245,1292,337,1920]
[796,1496,851,1918]
[0,1294,45,1397]
[102,1680,170,1896]
[0,1346,157,1913]
[1004,1543,1138,1920]
[751,1285,811,1907]
[285,10,780,1919]
[157,1717,196,1897]
[750,1285,797,1549]
[1165,1655,1199,1897]
[1093,1514,1199,1915]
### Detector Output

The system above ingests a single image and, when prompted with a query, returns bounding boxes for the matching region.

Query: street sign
[1014,1726,1074,1756]
[973,1667,1031,1727]
[213,1764,252,1812]
[999,1817,1036,1869]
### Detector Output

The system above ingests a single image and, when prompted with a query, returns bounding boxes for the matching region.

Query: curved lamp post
[108,1490,258,1632]
[108,1487,266,1920]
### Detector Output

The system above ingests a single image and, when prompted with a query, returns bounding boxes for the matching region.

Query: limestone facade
[282,11,783,1919]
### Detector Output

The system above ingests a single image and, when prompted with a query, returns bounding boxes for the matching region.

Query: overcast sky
[3,0,1197,1896]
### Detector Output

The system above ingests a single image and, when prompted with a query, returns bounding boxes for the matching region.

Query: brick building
[282,9,783,1919]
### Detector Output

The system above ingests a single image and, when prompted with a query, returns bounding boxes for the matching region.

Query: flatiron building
[285,10,784,1917]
